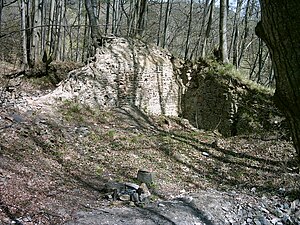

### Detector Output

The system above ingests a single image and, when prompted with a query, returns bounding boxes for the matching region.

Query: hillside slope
[0,68,299,224]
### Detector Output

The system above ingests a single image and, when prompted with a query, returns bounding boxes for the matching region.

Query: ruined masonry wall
[51,38,179,116]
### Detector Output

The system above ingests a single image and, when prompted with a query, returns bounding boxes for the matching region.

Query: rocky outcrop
[48,38,180,116]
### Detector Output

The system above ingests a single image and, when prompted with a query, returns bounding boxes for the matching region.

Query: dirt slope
[0,62,299,224]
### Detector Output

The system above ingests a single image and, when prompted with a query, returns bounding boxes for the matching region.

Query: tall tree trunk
[127,0,135,36]
[41,0,47,54]
[256,0,300,163]
[136,0,147,37]
[201,0,214,58]
[56,0,66,61]
[219,0,229,63]
[238,0,253,67]
[105,0,110,35]
[32,0,42,63]
[230,0,242,68]
[184,0,193,60]
[162,0,171,48]
[46,0,55,58]
[82,11,89,62]
[112,0,121,34]
[114,0,123,35]
[25,0,33,67]
[85,0,102,48]
[156,0,163,46]
[76,0,82,61]
[0,0,3,34]
[190,0,209,59]
[20,0,28,68]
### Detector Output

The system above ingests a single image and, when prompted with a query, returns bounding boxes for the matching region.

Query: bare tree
[162,0,171,48]
[230,0,243,68]
[0,0,3,34]
[219,0,229,63]
[156,0,163,46]
[136,0,147,36]
[85,0,102,47]
[238,0,253,67]
[184,0,193,60]
[105,0,110,34]
[20,0,28,68]
[201,0,214,58]
[190,0,210,59]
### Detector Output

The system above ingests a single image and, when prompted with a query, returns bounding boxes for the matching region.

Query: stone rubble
[104,181,152,207]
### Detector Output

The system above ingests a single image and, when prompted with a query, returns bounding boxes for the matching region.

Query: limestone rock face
[51,38,180,116]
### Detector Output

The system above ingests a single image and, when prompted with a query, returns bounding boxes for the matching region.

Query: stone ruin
[177,59,286,137]
[44,37,285,137]
[49,37,180,116]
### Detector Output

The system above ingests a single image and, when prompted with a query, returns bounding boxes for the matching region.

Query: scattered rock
[202,151,210,157]
[124,182,140,190]
[75,126,89,137]
[119,194,131,201]
[138,183,151,203]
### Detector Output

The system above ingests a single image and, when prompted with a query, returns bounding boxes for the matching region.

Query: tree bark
[230,0,242,68]
[20,0,28,68]
[219,0,229,63]
[184,0,193,60]
[256,0,300,163]
[105,0,110,35]
[136,0,147,37]
[0,0,3,34]
[238,0,253,67]
[162,0,171,48]
[156,0,163,46]
[201,0,214,59]
[85,0,102,47]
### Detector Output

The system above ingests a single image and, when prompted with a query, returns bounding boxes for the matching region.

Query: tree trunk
[20,0,28,68]
[184,0,193,60]
[162,0,171,48]
[156,0,163,46]
[201,0,214,58]
[105,0,110,34]
[46,0,55,58]
[76,0,82,61]
[219,0,229,63]
[0,0,3,34]
[190,0,209,59]
[230,0,242,68]
[136,0,147,37]
[85,0,102,48]
[256,0,300,163]
[238,0,253,67]
[32,0,42,63]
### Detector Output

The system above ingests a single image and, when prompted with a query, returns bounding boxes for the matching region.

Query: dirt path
[65,190,300,225]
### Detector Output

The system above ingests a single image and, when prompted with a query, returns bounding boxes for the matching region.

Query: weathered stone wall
[42,38,285,137]
[179,64,237,136]
[50,38,179,116]
[178,60,286,137]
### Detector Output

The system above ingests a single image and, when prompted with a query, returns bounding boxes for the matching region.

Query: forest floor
[0,63,299,224]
